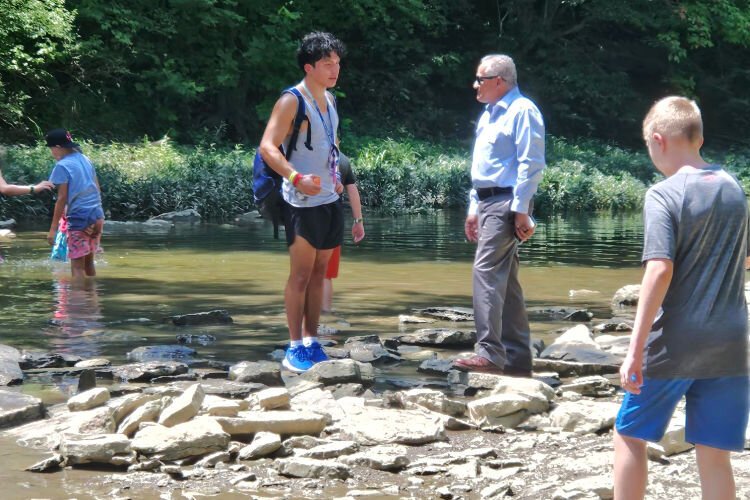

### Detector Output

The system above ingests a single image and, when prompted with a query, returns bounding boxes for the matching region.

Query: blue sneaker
[306,342,329,364]
[282,345,314,373]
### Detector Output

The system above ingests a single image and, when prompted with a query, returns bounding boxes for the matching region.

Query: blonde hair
[643,96,703,144]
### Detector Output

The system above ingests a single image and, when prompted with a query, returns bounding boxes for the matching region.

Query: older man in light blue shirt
[455,54,545,376]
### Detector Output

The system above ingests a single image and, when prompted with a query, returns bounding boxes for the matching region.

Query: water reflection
[44,276,105,359]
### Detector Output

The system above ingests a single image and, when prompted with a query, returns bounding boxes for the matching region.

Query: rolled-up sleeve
[511,107,545,213]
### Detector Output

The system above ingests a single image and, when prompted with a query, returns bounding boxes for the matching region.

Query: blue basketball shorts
[616,375,749,451]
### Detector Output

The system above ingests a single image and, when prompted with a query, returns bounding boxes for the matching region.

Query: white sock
[290,340,303,348]
[302,336,319,347]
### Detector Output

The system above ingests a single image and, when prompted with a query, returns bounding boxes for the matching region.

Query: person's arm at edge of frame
[620,258,674,394]
[347,183,365,244]
[259,93,320,197]
[0,170,54,197]
[47,183,68,245]
[511,106,545,242]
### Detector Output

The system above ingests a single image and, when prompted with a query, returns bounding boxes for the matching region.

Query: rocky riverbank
[0,285,749,500]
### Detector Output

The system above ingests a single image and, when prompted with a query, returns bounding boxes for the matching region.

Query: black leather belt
[476,186,513,201]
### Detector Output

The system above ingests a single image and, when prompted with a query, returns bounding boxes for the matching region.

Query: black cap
[45,128,79,148]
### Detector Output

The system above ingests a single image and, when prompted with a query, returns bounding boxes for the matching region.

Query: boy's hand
[620,354,643,394]
[335,181,344,194]
[46,229,56,246]
[352,220,365,243]
[297,175,322,196]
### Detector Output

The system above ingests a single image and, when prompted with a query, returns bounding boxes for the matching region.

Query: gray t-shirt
[643,165,749,379]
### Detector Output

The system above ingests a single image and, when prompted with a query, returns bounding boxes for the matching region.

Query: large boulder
[338,406,446,445]
[60,433,132,466]
[467,393,549,428]
[109,393,160,424]
[276,457,351,480]
[540,325,622,366]
[19,351,67,369]
[0,344,22,386]
[67,387,110,411]
[158,383,205,427]
[60,434,134,465]
[214,411,327,436]
[228,361,282,386]
[117,399,165,436]
[339,444,410,471]
[396,388,466,417]
[549,400,621,434]
[238,431,282,460]
[394,329,476,348]
[300,359,374,386]
[131,416,230,461]
[201,395,241,417]
[612,284,640,309]
[0,390,44,428]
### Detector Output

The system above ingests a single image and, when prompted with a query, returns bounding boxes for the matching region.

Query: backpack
[253,87,311,239]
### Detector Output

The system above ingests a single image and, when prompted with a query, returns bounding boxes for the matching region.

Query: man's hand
[335,181,344,194]
[47,229,56,246]
[296,175,322,196]
[465,214,479,242]
[34,181,54,193]
[514,212,535,242]
[352,221,365,243]
[620,353,644,395]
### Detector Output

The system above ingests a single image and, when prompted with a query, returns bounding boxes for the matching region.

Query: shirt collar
[485,86,521,118]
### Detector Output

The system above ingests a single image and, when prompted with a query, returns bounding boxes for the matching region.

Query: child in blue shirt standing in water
[45,129,104,280]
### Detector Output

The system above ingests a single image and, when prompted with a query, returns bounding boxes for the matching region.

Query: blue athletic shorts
[616,376,749,451]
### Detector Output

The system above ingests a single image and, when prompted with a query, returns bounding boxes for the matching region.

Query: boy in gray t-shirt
[613,96,749,500]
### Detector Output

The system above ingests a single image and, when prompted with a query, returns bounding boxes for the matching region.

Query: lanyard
[301,81,335,147]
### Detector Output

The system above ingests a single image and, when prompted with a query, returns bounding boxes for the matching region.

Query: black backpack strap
[283,87,309,160]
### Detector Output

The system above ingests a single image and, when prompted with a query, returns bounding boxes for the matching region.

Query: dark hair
[297,32,346,71]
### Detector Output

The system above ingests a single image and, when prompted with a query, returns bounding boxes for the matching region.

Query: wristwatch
[353,217,363,224]
[29,185,35,194]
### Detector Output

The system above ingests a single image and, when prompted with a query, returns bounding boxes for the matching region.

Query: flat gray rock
[394,329,476,349]
[0,219,16,229]
[170,309,233,326]
[127,345,196,363]
[105,220,173,234]
[166,379,267,399]
[19,351,67,369]
[228,361,282,386]
[113,361,189,382]
[150,209,201,223]
[414,307,474,322]
[0,389,44,428]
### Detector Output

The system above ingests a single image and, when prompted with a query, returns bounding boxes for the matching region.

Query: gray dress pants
[472,193,532,370]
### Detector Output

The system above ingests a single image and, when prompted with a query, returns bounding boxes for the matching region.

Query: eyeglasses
[475,75,502,85]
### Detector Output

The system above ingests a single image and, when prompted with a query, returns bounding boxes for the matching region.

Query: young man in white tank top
[259,32,346,373]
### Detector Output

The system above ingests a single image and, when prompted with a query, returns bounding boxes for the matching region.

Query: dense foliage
[1,1,750,147]
[0,136,655,221]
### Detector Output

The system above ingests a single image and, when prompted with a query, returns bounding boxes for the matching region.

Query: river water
[0,210,646,498]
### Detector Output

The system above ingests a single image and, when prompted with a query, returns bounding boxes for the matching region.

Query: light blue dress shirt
[469,86,545,215]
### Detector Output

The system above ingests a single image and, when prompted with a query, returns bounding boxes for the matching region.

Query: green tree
[0,0,76,141]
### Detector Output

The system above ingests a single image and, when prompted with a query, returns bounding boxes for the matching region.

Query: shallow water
[0,211,644,364]
[0,210,647,498]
